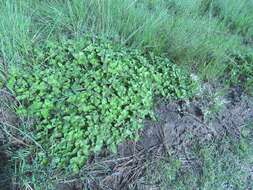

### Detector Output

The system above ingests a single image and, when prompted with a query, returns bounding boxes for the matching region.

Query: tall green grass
[0,1,34,65]
[205,0,253,41]
[1,0,252,81]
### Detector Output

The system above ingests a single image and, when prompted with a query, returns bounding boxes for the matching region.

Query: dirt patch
[0,89,19,190]
[127,86,252,150]
[0,150,11,190]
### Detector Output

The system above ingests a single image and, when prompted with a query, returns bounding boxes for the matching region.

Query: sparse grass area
[0,0,253,189]
[144,123,253,190]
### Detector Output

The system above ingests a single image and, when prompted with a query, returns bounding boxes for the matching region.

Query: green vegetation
[227,52,253,95]
[0,0,252,189]
[206,0,253,40]
[1,0,252,83]
[0,0,252,100]
[8,36,196,172]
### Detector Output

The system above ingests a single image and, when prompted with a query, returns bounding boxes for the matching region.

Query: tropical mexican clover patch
[8,36,197,172]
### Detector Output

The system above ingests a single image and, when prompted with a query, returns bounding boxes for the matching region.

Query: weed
[0,0,252,189]
[227,52,253,95]
[7,36,196,174]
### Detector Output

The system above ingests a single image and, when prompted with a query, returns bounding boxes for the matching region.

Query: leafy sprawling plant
[227,52,253,95]
[8,36,197,172]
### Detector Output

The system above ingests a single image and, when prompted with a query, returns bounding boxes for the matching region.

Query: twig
[0,122,44,151]
[0,125,28,146]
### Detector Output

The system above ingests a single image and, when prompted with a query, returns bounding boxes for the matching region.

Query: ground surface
[0,83,253,189]
[1,85,253,189]
[0,1,253,189]
[51,85,253,190]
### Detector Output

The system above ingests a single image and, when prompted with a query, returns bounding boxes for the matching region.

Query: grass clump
[227,52,253,95]
[203,0,253,40]
[7,36,197,172]
[0,0,34,65]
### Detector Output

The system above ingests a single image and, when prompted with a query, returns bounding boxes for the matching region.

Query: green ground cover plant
[7,36,197,172]
[227,52,253,95]
[0,0,252,189]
